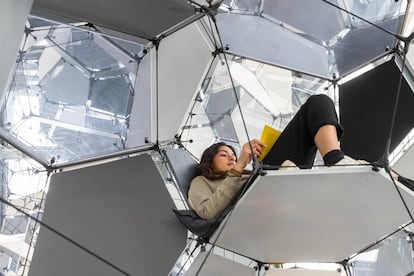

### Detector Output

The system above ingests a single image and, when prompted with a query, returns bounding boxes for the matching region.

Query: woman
[188,141,263,220]
[188,94,365,220]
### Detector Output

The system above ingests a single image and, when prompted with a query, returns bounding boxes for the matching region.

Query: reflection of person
[188,94,365,220]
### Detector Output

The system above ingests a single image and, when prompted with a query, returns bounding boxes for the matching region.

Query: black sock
[323,149,345,166]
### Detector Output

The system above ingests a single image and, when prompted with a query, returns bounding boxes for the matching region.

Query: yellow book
[258,125,282,160]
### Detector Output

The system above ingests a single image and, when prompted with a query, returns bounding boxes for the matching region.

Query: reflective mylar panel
[217,0,406,79]
[350,230,414,276]
[181,55,334,158]
[0,144,47,275]
[0,17,151,165]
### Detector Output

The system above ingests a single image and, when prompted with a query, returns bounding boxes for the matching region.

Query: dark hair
[196,142,237,180]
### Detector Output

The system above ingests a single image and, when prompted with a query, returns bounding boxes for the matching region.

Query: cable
[322,0,414,263]
[380,45,410,167]
[207,16,259,168]
[376,23,414,225]
[187,1,413,274]
[194,165,261,275]
[323,0,414,241]
[175,239,203,275]
[176,62,216,145]
[191,12,264,274]
[321,0,401,40]
[345,220,413,263]
[0,193,131,276]
[386,168,414,223]
[21,173,50,276]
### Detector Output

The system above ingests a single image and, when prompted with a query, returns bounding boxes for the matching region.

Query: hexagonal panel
[214,166,412,263]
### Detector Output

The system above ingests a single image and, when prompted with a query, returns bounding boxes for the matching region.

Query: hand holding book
[258,125,282,161]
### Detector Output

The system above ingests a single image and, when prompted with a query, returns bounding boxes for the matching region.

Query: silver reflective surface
[0,145,47,275]
[217,0,406,79]
[1,17,151,165]
[351,230,414,276]
[181,55,333,157]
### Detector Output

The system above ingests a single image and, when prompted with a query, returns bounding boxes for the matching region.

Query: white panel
[0,0,33,97]
[157,21,213,142]
[185,252,255,276]
[29,154,187,276]
[214,166,412,263]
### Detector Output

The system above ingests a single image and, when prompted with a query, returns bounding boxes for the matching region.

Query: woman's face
[212,146,237,173]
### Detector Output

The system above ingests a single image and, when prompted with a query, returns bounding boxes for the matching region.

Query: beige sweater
[188,174,249,220]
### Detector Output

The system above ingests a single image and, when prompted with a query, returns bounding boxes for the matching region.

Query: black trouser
[262,94,343,169]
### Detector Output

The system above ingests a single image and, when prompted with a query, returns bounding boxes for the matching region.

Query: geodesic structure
[1,0,414,275]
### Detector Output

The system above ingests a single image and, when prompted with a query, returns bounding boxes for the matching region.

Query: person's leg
[314,125,340,157]
[262,94,343,168]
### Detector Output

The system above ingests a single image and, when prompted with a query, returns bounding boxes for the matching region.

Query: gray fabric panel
[29,154,186,276]
[31,0,195,40]
[164,148,198,201]
[214,166,412,263]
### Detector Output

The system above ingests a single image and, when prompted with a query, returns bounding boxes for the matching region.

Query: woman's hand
[233,139,266,172]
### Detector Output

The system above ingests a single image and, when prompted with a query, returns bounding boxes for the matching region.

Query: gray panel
[164,148,198,202]
[29,154,186,276]
[214,166,412,263]
[216,13,329,78]
[185,252,255,276]
[31,0,195,40]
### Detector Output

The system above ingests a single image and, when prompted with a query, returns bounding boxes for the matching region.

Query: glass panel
[1,17,151,165]
[182,55,334,158]
[218,0,406,79]
[0,144,47,275]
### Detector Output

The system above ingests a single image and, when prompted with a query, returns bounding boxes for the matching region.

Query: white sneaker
[334,155,369,166]
[279,160,299,170]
